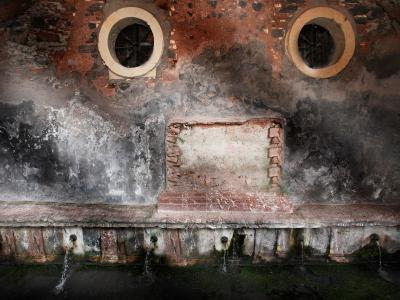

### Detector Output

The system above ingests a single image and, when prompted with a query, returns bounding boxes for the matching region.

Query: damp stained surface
[0,264,399,300]
[175,122,271,191]
[0,1,399,206]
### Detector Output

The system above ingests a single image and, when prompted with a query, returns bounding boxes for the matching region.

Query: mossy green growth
[279,182,291,195]
[0,264,399,299]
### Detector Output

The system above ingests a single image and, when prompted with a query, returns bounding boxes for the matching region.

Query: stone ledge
[158,191,293,213]
[0,201,399,228]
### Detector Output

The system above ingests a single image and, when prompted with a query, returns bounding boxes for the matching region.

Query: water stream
[372,239,398,285]
[144,249,152,277]
[375,240,382,270]
[300,240,304,266]
[298,239,308,273]
[54,247,73,295]
[222,249,227,273]
[231,236,239,266]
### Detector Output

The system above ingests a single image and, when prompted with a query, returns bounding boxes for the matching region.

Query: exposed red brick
[45,0,389,96]
[56,0,101,77]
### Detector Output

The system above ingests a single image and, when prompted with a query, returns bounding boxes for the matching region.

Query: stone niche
[159,118,293,213]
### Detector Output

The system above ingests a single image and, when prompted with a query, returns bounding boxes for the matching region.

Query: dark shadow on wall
[285,97,400,203]
[0,101,64,185]
[192,43,400,203]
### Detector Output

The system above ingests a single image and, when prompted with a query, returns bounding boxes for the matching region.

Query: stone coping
[0,201,399,228]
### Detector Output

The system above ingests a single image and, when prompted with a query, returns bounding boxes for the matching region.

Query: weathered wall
[1,225,400,264]
[0,0,399,205]
[166,119,280,192]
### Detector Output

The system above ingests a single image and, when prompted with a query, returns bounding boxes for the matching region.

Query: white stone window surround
[98,7,164,78]
[285,6,356,78]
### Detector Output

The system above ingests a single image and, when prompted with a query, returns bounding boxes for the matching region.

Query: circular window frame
[98,7,164,78]
[285,6,356,78]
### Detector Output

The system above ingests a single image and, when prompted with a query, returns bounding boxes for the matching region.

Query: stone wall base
[1,226,399,265]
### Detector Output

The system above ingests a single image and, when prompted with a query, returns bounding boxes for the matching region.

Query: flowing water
[144,249,152,277]
[299,240,308,273]
[53,248,73,295]
[373,240,399,285]
[1,264,399,299]
[221,249,227,273]
[230,236,240,266]
[375,240,382,270]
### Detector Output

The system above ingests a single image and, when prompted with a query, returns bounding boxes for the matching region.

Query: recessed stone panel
[161,118,292,212]
[166,119,282,191]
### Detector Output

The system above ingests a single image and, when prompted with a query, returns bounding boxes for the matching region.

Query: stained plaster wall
[0,0,399,205]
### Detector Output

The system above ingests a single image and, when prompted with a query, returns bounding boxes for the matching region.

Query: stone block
[279,5,298,14]
[42,228,64,261]
[0,228,17,258]
[271,28,285,38]
[83,228,101,261]
[254,229,276,261]
[116,228,144,262]
[276,229,291,258]
[268,167,281,177]
[87,3,103,13]
[214,229,234,252]
[328,227,399,261]
[303,228,330,256]
[268,147,281,158]
[271,176,279,184]
[78,44,97,53]
[101,229,118,263]
[196,229,215,256]
[179,228,198,258]
[271,157,280,164]
[382,227,400,253]
[14,228,46,262]
[163,229,183,264]
[269,127,281,138]
[143,228,165,256]
[350,5,369,15]
[158,191,293,213]
[242,229,255,256]
[63,228,85,256]
[330,228,361,262]
[271,137,280,144]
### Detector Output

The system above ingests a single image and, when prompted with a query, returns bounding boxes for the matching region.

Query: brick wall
[0,0,399,205]
[2,0,397,95]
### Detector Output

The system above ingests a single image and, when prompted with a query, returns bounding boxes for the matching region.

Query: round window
[298,23,335,68]
[285,6,356,78]
[98,7,164,78]
[115,22,154,68]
